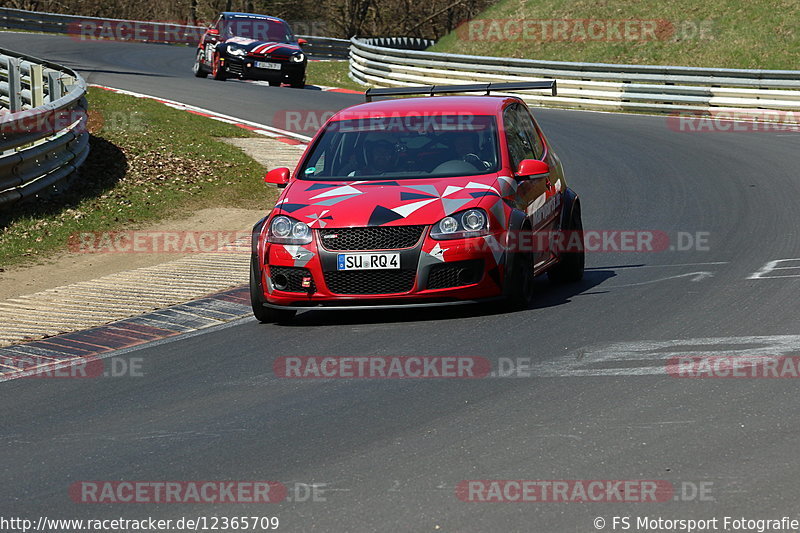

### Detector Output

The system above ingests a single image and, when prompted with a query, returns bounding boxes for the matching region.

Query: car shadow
[528,267,617,309]
[281,266,619,327]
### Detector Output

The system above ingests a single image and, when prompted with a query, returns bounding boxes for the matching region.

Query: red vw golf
[250,82,584,323]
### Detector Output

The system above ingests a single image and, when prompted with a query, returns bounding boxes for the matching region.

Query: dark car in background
[193,12,307,88]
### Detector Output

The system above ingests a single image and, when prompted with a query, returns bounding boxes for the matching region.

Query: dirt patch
[223,137,305,170]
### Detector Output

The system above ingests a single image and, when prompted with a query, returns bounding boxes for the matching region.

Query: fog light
[273,273,289,290]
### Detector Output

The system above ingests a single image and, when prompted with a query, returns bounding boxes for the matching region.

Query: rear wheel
[192,50,207,78]
[548,201,585,283]
[250,257,296,324]
[268,80,281,87]
[211,53,227,81]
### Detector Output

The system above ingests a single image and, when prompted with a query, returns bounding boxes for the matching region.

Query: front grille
[318,226,426,251]
[269,266,315,293]
[227,62,244,76]
[427,260,484,290]
[324,270,416,294]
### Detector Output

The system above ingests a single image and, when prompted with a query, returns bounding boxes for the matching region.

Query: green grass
[430,0,800,69]
[0,87,276,267]
[307,60,364,91]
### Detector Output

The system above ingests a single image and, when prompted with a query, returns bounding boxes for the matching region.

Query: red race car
[250,82,584,323]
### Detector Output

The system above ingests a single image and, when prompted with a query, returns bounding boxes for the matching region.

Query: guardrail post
[7,57,22,112]
[29,63,44,107]
[47,70,63,102]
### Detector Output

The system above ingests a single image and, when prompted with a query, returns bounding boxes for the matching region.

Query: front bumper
[222,56,306,81]
[258,228,508,308]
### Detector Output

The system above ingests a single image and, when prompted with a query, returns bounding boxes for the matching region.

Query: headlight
[226,45,247,57]
[269,216,311,244]
[440,217,458,234]
[290,53,305,63]
[431,209,490,240]
[462,209,485,231]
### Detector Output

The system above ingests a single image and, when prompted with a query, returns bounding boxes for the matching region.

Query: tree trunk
[189,0,198,25]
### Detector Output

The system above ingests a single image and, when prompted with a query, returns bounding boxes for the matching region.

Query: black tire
[289,76,306,89]
[211,53,227,81]
[192,50,207,78]
[268,80,281,87]
[250,257,296,324]
[548,201,585,283]
[505,248,535,310]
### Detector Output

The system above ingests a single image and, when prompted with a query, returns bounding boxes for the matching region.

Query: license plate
[337,253,400,271]
[255,61,281,70]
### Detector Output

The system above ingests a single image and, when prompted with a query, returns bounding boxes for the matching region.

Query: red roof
[331,95,512,120]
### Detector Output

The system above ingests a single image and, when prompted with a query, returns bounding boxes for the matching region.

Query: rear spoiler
[364,81,557,102]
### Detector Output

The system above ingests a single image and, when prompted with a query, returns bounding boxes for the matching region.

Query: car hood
[273,174,518,228]
[224,37,301,57]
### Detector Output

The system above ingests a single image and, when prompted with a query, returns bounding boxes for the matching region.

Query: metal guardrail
[0,47,89,208]
[0,7,351,59]
[349,38,800,119]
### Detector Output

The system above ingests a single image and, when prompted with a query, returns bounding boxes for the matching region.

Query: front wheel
[548,201,585,283]
[505,249,535,310]
[192,50,207,78]
[211,54,227,81]
[289,76,306,89]
[250,257,296,324]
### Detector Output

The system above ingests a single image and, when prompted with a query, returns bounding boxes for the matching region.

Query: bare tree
[9,0,495,39]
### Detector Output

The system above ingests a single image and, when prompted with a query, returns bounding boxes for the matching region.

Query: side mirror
[207,28,220,37]
[265,167,290,187]
[515,159,549,179]
[297,38,308,46]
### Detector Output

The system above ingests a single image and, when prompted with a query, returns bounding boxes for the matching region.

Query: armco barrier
[0,7,350,59]
[0,47,89,208]
[349,37,800,119]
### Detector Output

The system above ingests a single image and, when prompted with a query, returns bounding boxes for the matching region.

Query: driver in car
[344,138,400,176]
[447,131,491,170]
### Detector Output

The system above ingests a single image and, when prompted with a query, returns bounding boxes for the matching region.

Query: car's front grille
[427,260,484,290]
[269,266,315,293]
[227,62,244,76]
[324,270,416,294]
[318,226,426,251]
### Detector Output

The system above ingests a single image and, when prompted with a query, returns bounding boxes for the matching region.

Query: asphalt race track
[3,33,800,532]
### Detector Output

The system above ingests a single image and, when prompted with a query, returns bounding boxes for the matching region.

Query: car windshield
[299,114,500,180]
[222,17,293,42]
